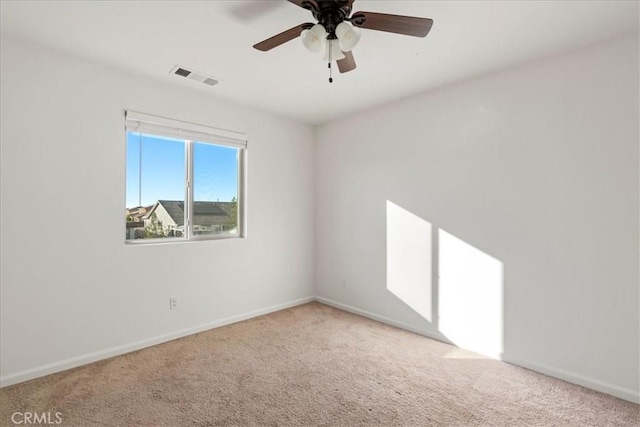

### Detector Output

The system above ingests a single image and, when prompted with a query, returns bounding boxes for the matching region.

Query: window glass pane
[193,142,239,237]
[125,132,185,240]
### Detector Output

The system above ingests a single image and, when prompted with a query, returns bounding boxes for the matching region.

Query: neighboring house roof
[126,205,153,221]
[146,200,234,227]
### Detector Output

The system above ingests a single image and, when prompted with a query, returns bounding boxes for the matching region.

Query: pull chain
[328,39,333,83]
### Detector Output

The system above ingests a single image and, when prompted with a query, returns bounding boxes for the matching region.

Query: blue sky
[126,132,238,208]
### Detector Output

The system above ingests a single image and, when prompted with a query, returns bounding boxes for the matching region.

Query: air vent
[202,78,219,87]
[174,67,191,77]
[170,65,221,87]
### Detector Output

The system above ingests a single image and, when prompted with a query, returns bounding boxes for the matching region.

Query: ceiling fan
[253,0,434,82]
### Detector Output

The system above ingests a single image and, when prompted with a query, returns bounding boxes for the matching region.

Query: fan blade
[253,23,314,51]
[337,50,356,73]
[350,12,433,37]
[287,0,318,11]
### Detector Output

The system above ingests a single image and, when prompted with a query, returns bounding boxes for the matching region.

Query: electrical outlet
[170,297,178,310]
[341,280,347,289]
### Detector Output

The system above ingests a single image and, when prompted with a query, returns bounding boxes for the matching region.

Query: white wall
[315,35,639,402]
[2,33,638,404]
[0,37,315,384]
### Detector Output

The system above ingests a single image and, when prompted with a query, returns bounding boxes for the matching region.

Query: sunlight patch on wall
[438,229,504,359]
[386,201,432,321]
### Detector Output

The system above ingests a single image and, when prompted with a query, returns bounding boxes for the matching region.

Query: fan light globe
[322,39,345,61]
[335,22,361,52]
[301,24,327,53]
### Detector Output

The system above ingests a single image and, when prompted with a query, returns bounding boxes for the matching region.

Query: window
[125,111,247,242]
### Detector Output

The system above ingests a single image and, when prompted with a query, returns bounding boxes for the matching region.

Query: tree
[225,196,238,231]
[145,212,166,238]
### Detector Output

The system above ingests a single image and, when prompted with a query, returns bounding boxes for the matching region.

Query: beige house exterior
[139,200,237,238]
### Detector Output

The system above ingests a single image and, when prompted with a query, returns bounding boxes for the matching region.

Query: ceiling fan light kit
[301,23,327,53]
[253,0,434,83]
[323,39,346,61]
[335,22,361,51]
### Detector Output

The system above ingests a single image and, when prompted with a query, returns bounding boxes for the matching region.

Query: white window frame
[125,110,247,243]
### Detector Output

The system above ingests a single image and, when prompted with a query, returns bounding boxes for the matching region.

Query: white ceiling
[1,1,638,125]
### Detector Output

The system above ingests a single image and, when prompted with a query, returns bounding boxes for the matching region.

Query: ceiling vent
[170,65,221,87]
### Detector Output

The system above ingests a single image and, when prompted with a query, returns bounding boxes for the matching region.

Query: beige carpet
[1,302,638,426]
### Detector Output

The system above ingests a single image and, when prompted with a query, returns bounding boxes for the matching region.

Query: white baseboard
[3,295,638,405]
[0,296,314,388]
[315,296,639,404]
[314,296,452,345]
[502,355,640,404]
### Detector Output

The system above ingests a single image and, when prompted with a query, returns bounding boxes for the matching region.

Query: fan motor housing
[309,1,352,37]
